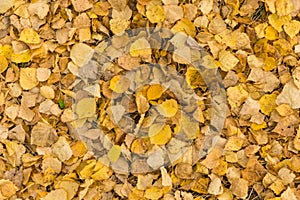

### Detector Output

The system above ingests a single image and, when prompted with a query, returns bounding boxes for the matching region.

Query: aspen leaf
[40,86,55,99]
[276,0,294,16]
[265,26,278,40]
[283,20,300,38]
[149,124,172,145]
[75,98,96,118]
[107,145,121,162]
[0,55,8,73]
[219,50,239,71]
[276,80,300,109]
[227,85,248,108]
[109,18,130,35]
[20,68,39,90]
[70,43,94,67]
[19,28,41,44]
[259,93,278,115]
[144,187,163,200]
[0,180,17,199]
[11,50,31,63]
[172,18,196,37]
[146,5,165,23]
[130,37,152,58]
[51,137,72,162]
[41,189,67,200]
[136,93,150,114]
[268,14,290,32]
[147,84,164,100]
[0,0,13,13]
[109,75,130,93]
[156,99,178,117]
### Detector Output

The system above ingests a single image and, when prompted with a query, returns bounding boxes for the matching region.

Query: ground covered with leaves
[0,0,300,199]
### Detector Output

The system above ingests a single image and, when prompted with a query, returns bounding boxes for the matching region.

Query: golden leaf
[130,37,152,58]
[156,99,178,117]
[75,98,96,118]
[20,68,39,90]
[283,20,300,38]
[259,93,278,115]
[107,145,121,162]
[172,18,196,37]
[109,75,130,93]
[219,50,239,71]
[149,124,172,145]
[19,28,41,44]
[0,55,8,73]
[146,84,164,100]
[146,5,165,23]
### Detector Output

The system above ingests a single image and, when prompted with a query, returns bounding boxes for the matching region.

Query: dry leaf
[149,124,172,145]
[227,85,249,108]
[71,0,92,12]
[52,137,72,162]
[276,80,300,109]
[0,0,13,13]
[40,85,55,99]
[75,98,96,119]
[130,37,152,58]
[0,55,8,73]
[219,50,239,71]
[70,43,94,67]
[259,93,278,115]
[19,28,41,44]
[156,99,178,117]
[146,5,165,23]
[41,189,67,200]
[20,68,39,90]
[31,122,58,147]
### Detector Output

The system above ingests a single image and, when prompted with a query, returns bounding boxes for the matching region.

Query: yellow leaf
[227,85,249,108]
[263,56,277,71]
[275,0,294,16]
[273,38,292,56]
[146,5,165,23]
[130,37,152,58]
[107,145,121,162]
[11,49,31,63]
[172,18,196,37]
[109,75,130,93]
[259,93,278,115]
[136,93,150,114]
[219,50,239,71]
[149,124,172,145]
[185,67,203,89]
[75,98,96,118]
[0,180,17,199]
[268,14,290,32]
[20,68,38,90]
[0,0,13,14]
[283,20,300,38]
[265,26,278,40]
[71,140,87,157]
[77,160,96,178]
[144,187,163,200]
[147,84,164,100]
[109,18,130,35]
[156,99,178,117]
[0,55,8,73]
[19,28,41,44]
[250,122,267,130]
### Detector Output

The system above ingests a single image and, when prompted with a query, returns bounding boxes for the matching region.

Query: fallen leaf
[20,68,39,90]
[70,43,94,67]
[19,28,41,44]
[276,80,300,109]
[156,99,178,117]
[146,5,165,23]
[259,93,278,115]
[149,124,172,145]
[219,50,239,71]
[0,55,8,73]
[129,37,152,58]
[51,137,72,162]
[75,98,96,119]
